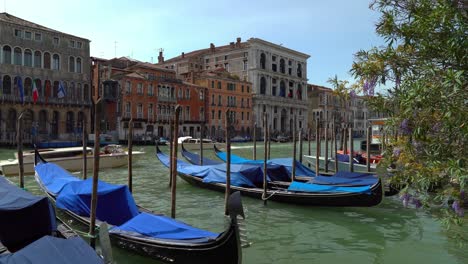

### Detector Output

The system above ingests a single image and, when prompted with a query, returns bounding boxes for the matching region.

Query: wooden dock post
[262,112,268,205]
[315,120,320,177]
[170,106,181,219]
[308,127,311,156]
[169,118,173,187]
[292,115,297,181]
[225,109,232,214]
[334,122,338,172]
[267,125,271,160]
[349,126,354,172]
[324,122,329,172]
[128,118,133,193]
[199,123,204,166]
[89,99,102,249]
[299,130,303,163]
[253,122,257,160]
[82,121,88,179]
[366,126,371,172]
[17,112,24,189]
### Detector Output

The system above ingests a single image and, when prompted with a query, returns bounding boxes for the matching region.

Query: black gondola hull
[178,173,383,207]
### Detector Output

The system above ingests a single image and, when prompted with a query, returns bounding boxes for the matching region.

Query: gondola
[158,146,383,207]
[34,149,244,264]
[212,145,399,196]
[182,144,381,187]
[0,177,104,263]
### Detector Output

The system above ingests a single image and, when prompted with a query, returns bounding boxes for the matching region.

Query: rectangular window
[211,94,215,105]
[34,33,42,41]
[218,95,222,106]
[243,60,248,71]
[70,40,75,48]
[217,82,221,89]
[224,55,228,60]
[126,81,131,94]
[137,83,143,94]
[14,29,22,38]
[247,112,250,120]
[218,110,221,119]
[148,104,153,119]
[24,31,32,39]
[205,58,209,63]
[53,37,60,45]
[186,89,190,99]
[148,84,154,96]
[77,42,82,49]
[212,110,215,120]
[211,81,214,88]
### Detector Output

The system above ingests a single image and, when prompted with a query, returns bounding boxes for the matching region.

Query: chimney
[230,42,235,48]
[181,52,185,58]
[236,37,241,47]
[157,48,164,63]
[210,43,215,52]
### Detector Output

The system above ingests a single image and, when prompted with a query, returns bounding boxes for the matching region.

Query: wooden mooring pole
[89,99,102,249]
[349,126,354,172]
[225,109,232,214]
[170,106,181,218]
[253,122,257,160]
[292,115,297,181]
[366,126,371,172]
[169,118,173,187]
[199,123,204,166]
[17,112,24,188]
[82,121,88,179]
[262,112,268,205]
[324,122,329,172]
[333,122,338,172]
[128,118,133,193]
[315,120,320,177]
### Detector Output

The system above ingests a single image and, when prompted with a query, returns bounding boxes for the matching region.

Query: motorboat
[0,145,144,176]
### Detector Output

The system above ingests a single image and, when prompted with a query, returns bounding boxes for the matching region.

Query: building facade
[0,13,91,145]
[91,57,206,141]
[307,84,369,137]
[184,68,253,140]
[158,37,310,136]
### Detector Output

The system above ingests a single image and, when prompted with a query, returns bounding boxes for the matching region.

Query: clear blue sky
[4,0,384,87]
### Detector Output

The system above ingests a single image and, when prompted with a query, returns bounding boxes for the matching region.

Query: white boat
[177,137,220,150]
[302,154,377,173]
[0,145,145,176]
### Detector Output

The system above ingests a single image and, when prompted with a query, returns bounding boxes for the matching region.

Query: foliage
[350,0,467,220]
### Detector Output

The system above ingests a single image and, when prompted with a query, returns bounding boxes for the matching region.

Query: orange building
[183,68,253,140]
[91,57,205,141]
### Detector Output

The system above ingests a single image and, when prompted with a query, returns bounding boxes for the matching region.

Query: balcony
[158,96,177,103]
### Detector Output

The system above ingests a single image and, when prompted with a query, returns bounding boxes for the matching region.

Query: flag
[57,81,66,98]
[17,77,24,104]
[32,80,39,103]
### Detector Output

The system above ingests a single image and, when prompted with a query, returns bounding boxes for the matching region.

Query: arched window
[297,63,302,78]
[52,54,60,70]
[76,58,82,73]
[280,59,285,74]
[260,77,266,95]
[53,81,59,98]
[34,51,42,68]
[66,111,74,133]
[44,80,52,99]
[13,47,22,65]
[24,49,32,67]
[297,84,302,100]
[51,111,59,137]
[2,75,12,95]
[24,77,32,96]
[279,81,286,97]
[14,76,22,97]
[2,46,12,64]
[77,112,85,128]
[39,110,48,133]
[7,109,17,133]
[43,52,51,69]
[68,82,74,100]
[76,83,82,100]
[260,53,266,69]
[69,56,75,72]
[84,84,89,100]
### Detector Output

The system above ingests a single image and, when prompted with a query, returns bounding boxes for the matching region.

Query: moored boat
[34,149,244,264]
[0,145,144,176]
[158,146,383,207]
[0,177,104,263]
[302,154,378,173]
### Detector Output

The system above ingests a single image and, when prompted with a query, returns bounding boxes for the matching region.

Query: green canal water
[1,142,467,264]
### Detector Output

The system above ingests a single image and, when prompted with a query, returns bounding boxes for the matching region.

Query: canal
[0,141,466,264]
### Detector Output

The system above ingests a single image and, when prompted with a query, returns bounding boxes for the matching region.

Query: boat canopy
[182,146,222,165]
[111,212,218,241]
[0,236,103,264]
[287,181,372,194]
[0,177,56,252]
[215,150,316,177]
[157,150,269,187]
[35,161,221,241]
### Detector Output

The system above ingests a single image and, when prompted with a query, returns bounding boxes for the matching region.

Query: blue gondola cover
[0,177,56,252]
[0,236,103,264]
[287,181,372,194]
